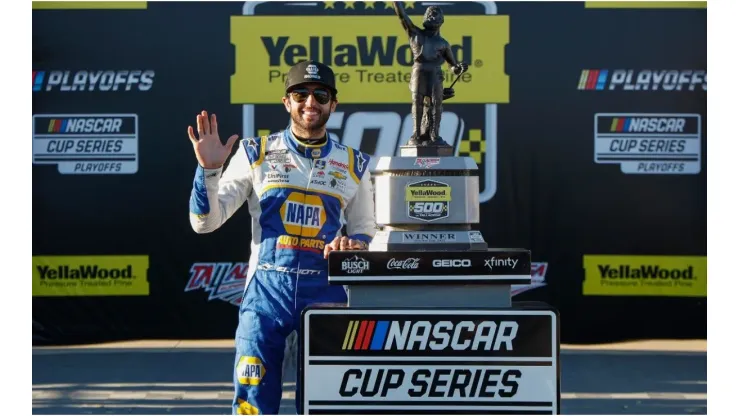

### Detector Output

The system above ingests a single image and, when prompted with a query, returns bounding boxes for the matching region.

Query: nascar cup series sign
[593,113,702,174]
[32,114,139,174]
[301,308,560,415]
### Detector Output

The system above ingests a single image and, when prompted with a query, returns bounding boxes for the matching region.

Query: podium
[299,146,561,415]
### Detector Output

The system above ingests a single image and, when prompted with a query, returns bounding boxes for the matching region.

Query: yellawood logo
[230,15,509,104]
[32,255,150,296]
[583,255,706,297]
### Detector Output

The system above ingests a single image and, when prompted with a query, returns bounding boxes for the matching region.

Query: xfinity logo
[432,259,471,268]
[485,257,519,270]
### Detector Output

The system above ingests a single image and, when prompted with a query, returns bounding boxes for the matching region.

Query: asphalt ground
[32,339,707,415]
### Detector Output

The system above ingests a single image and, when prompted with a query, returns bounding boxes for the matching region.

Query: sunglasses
[289,87,332,105]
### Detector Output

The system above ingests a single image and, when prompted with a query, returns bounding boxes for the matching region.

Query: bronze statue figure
[392,1,469,147]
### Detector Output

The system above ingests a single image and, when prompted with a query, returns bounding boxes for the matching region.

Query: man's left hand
[324,236,367,259]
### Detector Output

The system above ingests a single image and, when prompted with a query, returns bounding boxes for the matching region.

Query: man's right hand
[187,110,240,169]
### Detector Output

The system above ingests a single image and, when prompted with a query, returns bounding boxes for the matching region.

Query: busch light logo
[342,255,370,274]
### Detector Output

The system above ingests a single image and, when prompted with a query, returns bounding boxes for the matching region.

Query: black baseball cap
[284,60,337,96]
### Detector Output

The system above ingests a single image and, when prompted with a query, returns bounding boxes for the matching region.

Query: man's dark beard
[290,109,330,144]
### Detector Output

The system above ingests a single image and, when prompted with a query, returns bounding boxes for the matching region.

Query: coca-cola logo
[387,258,421,270]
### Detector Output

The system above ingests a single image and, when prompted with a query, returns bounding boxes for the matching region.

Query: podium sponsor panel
[301,308,560,415]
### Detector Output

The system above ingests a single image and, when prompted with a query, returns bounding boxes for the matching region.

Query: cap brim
[286,81,337,95]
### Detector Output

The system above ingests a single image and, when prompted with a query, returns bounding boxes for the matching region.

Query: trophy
[392,1,469,152]
[369,1,484,252]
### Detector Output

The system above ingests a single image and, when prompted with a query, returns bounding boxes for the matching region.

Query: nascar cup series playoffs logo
[32,114,139,175]
[593,113,702,174]
[231,1,510,203]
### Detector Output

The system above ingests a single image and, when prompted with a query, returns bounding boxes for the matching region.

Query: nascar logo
[343,320,390,351]
[46,117,123,133]
[608,117,686,133]
[578,69,609,90]
[342,319,519,352]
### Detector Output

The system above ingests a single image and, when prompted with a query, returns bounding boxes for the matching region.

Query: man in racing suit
[187,60,376,415]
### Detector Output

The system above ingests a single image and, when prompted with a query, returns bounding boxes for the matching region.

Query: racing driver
[187,60,377,415]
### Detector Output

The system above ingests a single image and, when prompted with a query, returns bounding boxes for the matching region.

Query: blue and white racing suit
[189,127,376,415]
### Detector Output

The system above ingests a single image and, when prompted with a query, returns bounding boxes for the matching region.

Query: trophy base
[368,229,489,252]
[400,142,454,157]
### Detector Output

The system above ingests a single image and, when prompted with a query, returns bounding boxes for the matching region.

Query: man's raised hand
[187,110,239,169]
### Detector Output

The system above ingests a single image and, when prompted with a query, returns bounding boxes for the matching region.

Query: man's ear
[330,100,338,113]
[282,96,291,113]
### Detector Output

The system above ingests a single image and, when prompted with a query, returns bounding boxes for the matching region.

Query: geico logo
[599,265,696,280]
[328,111,463,158]
[433,259,471,268]
[45,139,124,154]
[610,69,706,91]
[277,235,325,250]
[36,265,134,279]
[47,118,123,134]
[263,36,472,68]
[618,117,686,133]
[42,70,155,92]
[339,368,521,399]
[384,320,518,351]
[280,193,326,238]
